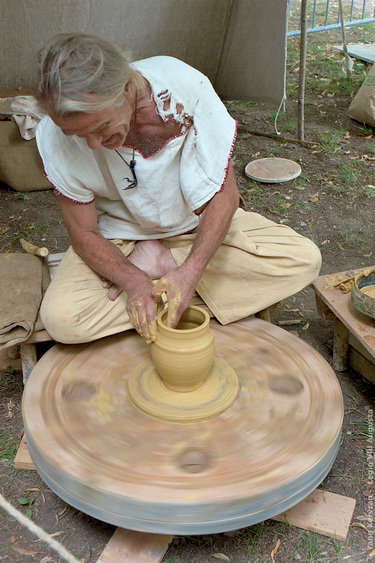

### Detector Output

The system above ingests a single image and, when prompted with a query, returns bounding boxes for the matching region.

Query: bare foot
[128,240,178,279]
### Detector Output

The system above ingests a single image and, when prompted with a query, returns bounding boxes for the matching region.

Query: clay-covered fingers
[152,277,183,328]
[127,296,158,343]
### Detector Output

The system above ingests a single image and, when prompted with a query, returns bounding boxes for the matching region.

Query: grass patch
[363,142,375,155]
[0,438,18,465]
[293,531,343,562]
[317,128,346,154]
[13,192,29,200]
[337,162,361,185]
[9,222,50,242]
[286,21,373,105]
[336,224,368,245]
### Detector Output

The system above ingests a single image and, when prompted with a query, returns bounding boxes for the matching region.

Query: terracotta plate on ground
[22,317,343,535]
[245,157,302,183]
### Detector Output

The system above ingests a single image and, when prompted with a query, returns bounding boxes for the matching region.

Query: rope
[0,493,80,562]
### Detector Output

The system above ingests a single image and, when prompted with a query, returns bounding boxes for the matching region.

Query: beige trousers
[41,209,322,343]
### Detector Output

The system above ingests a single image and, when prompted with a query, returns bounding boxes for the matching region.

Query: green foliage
[17,496,35,519]
[317,129,346,154]
[0,439,18,463]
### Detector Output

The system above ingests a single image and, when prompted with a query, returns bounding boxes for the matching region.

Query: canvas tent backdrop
[0,0,288,105]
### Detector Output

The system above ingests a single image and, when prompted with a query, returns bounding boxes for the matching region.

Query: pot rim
[157,305,210,333]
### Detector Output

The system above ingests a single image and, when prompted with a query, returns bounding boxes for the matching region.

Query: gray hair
[36,33,144,116]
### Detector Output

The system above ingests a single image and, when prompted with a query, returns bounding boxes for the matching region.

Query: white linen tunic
[36,56,237,240]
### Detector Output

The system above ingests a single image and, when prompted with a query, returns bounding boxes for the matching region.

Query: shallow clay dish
[244,157,301,183]
[351,268,375,319]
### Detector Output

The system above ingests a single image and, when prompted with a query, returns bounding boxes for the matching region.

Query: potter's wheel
[22,317,343,534]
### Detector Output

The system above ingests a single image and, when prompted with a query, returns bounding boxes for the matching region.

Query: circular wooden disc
[23,318,343,534]
[245,157,301,183]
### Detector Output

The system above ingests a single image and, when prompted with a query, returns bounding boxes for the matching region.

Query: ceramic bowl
[351,268,375,319]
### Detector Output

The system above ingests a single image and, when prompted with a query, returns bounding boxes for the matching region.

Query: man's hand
[126,280,161,343]
[103,267,197,333]
[152,265,200,328]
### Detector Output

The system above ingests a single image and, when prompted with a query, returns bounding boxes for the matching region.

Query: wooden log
[20,238,49,257]
[237,125,316,146]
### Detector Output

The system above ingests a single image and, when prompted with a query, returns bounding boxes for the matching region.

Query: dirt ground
[1,24,375,563]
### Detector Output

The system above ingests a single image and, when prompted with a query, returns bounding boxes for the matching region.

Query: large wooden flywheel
[23,317,343,534]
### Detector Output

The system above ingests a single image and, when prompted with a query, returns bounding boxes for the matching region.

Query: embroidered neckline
[121,124,192,159]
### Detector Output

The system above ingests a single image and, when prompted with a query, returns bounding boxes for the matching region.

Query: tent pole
[338,0,353,78]
[298,0,308,140]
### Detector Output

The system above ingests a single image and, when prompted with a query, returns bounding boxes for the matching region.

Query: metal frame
[288,0,375,36]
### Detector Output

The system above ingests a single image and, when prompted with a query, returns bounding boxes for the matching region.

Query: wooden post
[298,0,308,140]
[338,0,352,79]
[20,343,38,385]
[332,318,350,371]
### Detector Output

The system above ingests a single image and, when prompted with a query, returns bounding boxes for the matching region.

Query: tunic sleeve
[179,73,237,211]
[36,116,95,204]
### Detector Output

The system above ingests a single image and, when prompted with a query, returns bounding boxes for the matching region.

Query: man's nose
[85,134,103,149]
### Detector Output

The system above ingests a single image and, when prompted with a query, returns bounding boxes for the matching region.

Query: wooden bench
[312,267,375,382]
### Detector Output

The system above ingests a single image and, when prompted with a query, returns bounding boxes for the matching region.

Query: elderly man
[36,33,321,344]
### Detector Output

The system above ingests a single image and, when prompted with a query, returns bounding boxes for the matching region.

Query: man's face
[50,92,134,150]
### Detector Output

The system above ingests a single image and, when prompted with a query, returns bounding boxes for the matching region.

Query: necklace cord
[115,88,138,189]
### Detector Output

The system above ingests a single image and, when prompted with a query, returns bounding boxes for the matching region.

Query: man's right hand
[125,276,162,343]
[103,276,161,343]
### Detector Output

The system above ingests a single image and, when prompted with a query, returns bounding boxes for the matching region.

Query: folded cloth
[0,96,46,140]
[0,254,46,350]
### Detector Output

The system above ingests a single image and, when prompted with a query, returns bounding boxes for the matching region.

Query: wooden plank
[350,333,375,364]
[23,329,53,345]
[273,489,356,540]
[96,528,173,563]
[350,348,375,384]
[14,435,36,470]
[313,268,375,360]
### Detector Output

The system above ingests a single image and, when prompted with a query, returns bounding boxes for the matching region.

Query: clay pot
[351,268,375,319]
[151,306,215,392]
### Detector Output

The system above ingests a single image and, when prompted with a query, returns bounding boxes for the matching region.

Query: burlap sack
[348,63,375,127]
[0,253,48,349]
[0,86,51,192]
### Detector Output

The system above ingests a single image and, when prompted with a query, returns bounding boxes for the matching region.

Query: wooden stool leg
[7,344,20,360]
[20,343,38,385]
[333,318,350,371]
[256,308,271,322]
[315,295,335,320]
